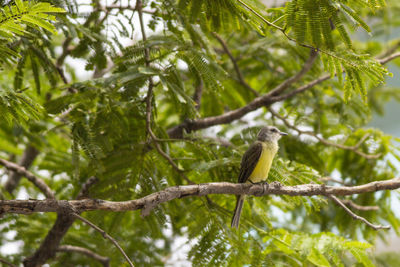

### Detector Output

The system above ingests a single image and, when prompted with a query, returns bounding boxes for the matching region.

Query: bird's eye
[271,128,277,132]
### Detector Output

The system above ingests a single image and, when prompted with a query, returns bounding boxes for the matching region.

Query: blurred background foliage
[0,0,400,266]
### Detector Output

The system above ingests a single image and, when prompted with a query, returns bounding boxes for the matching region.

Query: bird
[231,126,287,228]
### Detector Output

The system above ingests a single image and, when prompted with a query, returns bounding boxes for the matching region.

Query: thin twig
[378,40,400,58]
[212,32,259,97]
[0,158,55,199]
[73,213,134,267]
[237,0,316,51]
[378,51,400,65]
[137,0,194,185]
[167,49,318,138]
[328,195,389,230]
[193,79,203,110]
[269,74,331,102]
[237,0,284,31]
[167,37,400,139]
[266,49,318,96]
[268,108,381,159]
[56,36,72,84]
[341,199,379,211]
[57,245,110,267]
[0,258,17,267]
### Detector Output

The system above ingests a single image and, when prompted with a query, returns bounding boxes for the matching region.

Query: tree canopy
[1,0,400,266]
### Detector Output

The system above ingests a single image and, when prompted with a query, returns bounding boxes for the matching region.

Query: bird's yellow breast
[248,142,278,183]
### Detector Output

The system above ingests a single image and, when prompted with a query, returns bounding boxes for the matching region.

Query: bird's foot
[249,181,269,196]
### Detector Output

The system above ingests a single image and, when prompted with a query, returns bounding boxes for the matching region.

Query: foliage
[0,0,400,266]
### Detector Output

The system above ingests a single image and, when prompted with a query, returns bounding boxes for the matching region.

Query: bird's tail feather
[231,195,245,228]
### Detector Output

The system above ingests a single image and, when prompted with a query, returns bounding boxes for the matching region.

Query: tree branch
[76,176,99,199]
[378,51,400,64]
[23,207,76,267]
[138,0,193,186]
[269,74,331,102]
[73,213,134,267]
[0,157,55,199]
[328,195,389,230]
[268,108,381,159]
[193,79,204,110]
[0,258,17,267]
[2,178,399,220]
[23,176,99,267]
[378,40,400,59]
[341,199,379,211]
[167,49,400,139]
[266,49,318,96]
[212,32,259,97]
[57,245,110,267]
[3,145,39,195]
[167,49,318,138]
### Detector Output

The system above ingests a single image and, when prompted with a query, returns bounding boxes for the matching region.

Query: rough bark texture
[2,178,399,217]
[21,177,98,267]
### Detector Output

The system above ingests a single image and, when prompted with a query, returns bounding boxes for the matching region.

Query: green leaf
[307,248,331,267]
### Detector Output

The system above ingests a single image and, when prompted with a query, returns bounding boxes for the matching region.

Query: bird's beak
[279,131,288,136]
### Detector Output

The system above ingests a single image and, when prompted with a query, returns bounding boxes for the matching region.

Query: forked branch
[328,195,388,230]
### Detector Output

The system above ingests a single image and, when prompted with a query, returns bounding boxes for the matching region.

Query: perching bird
[231,126,287,228]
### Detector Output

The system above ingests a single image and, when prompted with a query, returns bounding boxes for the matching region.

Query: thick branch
[57,245,110,267]
[167,49,400,139]
[167,49,318,138]
[23,176,99,267]
[0,158,55,199]
[2,178,399,216]
[23,211,75,267]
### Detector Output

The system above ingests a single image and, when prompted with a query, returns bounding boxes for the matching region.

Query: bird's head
[257,126,287,142]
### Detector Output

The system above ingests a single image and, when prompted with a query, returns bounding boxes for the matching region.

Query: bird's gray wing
[237,142,263,183]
